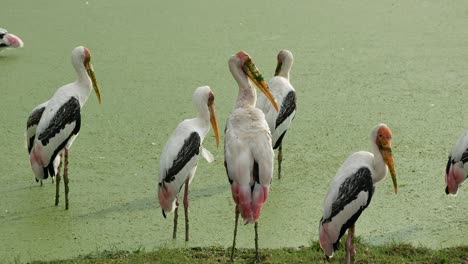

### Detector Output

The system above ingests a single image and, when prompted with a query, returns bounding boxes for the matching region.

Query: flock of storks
[1,28,465,263]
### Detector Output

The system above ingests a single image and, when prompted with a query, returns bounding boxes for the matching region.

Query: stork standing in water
[29,46,102,210]
[26,101,62,186]
[158,86,220,241]
[319,124,398,264]
[0,28,23,51]
[445,130,468,195]
[225,51,279,262]
[256,49,297,179]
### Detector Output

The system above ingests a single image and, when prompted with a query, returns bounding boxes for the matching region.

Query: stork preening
[256,49,297,179]
[0,28,23,51]
[29,46,102,210]
[224,51,279,262]
[445,130,468,195]
[158,86,220,242]
[26,101,61,186]
[319,124,398,264]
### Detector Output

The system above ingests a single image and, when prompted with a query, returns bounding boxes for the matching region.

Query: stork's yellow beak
[379,139,397,194]
[242,58,279,112]
[85,61,102,104]
[208,96,220,148]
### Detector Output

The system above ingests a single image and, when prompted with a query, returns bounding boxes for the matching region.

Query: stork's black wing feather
[26,106,46,153]
[163,132,200,183]
[38,97,81,146]
[325,167,374,222]
[275,91,296,129]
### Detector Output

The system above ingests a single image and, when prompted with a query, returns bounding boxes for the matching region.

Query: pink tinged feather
[158,184,177,214]
[251,185,269,222]
[447,165,463,194]
[231,183,254,223]
[30,145,45,179]
[319,223,334,258]
[5,33,24,48]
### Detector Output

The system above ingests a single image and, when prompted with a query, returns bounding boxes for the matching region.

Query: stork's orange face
[376,125,398,194]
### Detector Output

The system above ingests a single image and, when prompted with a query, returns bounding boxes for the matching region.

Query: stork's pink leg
[183,178,190,242]
[55,152,63,206]
[173,200,179,239]
[346,224,356,264]
[64,148,70,210]
[231,205,240,262]
[278,143,283,179]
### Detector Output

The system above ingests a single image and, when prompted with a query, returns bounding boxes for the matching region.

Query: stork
[0,28,23,51]
[158,86,220,241]
[445,130,468,195]
[224,51,279,262]
[319,124,398,264]
[29,46,102,210]
[256,49,297,179]
[26,101,61,186]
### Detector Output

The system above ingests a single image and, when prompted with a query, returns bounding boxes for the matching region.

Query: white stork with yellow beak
[319,124,398,264]
[256,49,297,179]
[158,86,220,242]
[224,51,279,262]
[29,46,102,210]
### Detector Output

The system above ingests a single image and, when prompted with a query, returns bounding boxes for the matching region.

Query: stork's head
[274,49,293,77]
[445,158,465,195]
[72,46,102,104]
[0,28,24,50]
[232,50,279,111]
[373,123,398,194]
[193,86,220,148]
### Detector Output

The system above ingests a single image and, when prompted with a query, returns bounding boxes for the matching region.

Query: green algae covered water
[1,0,467,262]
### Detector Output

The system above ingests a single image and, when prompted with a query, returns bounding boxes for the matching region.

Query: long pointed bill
[242,59,279,112]
[85,62,102,104]
[209,104,220,148]
[379,141,397,194]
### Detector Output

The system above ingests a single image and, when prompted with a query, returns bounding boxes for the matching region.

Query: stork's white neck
[277,58,292,80]
[277,51,293,80]
[196,103,210,126]
[371,138,388,183]
[229,57,256,109]
[71,59,92,106]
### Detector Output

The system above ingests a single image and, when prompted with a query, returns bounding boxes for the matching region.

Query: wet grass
[32,238,468,264]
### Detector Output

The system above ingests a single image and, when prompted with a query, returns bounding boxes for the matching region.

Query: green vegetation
[33,239,467,264]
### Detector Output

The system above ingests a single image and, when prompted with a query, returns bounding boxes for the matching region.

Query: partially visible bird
[0,28,23,51]
[256,49,297,179]
[319,124,398,264]
[224,51,279,262]
[26,101,61,187]
[29,46,102,210]
[158,86,220,242]
[445,130,468,195]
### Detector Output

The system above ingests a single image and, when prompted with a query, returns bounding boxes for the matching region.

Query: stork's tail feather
[158,184,177,216]
[251,184,269,222]
[47,162,55,177]
[319,222,335,258]
[231,183,269,224]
